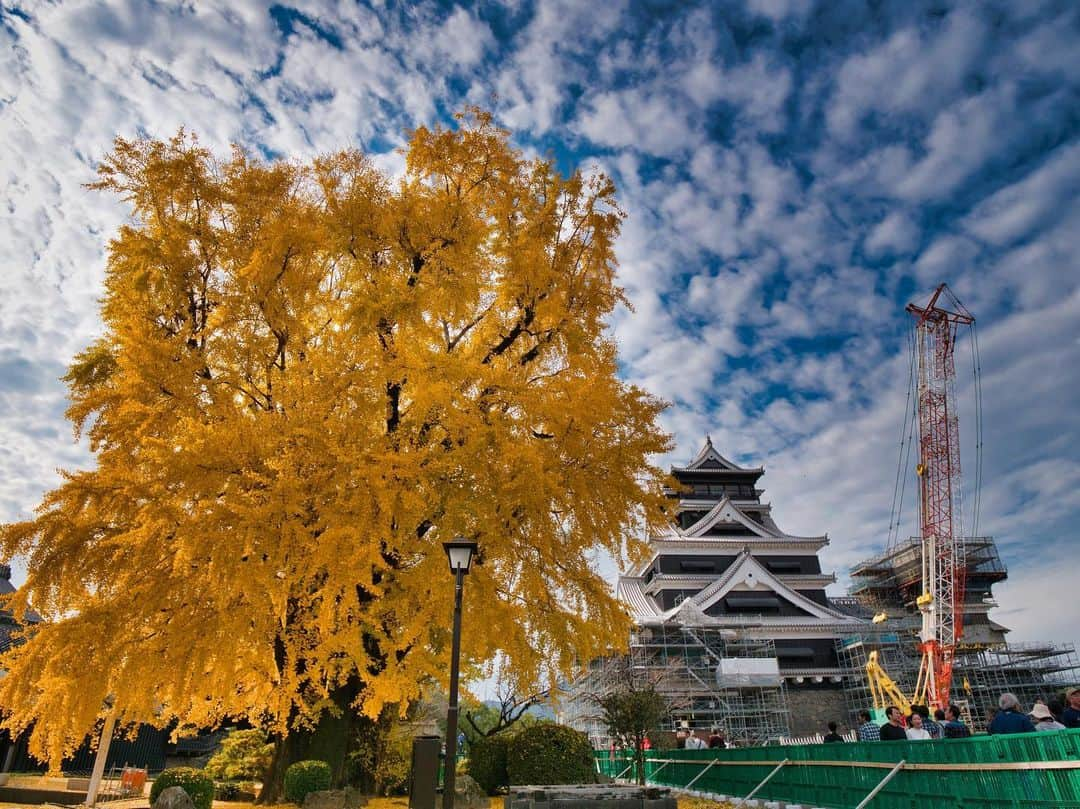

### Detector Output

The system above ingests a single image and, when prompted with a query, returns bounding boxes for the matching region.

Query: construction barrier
[595,728,1080,808]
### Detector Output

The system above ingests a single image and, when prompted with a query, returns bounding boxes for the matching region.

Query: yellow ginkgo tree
[0,109,671,795]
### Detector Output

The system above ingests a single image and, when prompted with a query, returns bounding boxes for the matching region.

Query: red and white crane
[906,283,975,709]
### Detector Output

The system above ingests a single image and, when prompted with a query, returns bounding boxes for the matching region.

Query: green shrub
[284,760,332,804]
[149,767,214,809]
[204,729,274,781]
[506,722,595,786]
[214,781,258,802]
[468,734,511,795]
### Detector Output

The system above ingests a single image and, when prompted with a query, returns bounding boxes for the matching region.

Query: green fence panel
[595,729,1080,809]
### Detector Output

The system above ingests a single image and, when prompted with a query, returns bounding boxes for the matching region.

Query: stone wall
[784,685,849,737]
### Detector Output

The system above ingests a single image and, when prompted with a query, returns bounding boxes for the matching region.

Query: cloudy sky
[2,1,1078,654]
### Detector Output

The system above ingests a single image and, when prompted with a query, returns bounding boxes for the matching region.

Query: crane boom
[906,283,974,709]
[866,651,913,715]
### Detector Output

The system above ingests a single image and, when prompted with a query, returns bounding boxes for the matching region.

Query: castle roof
[671,436,764,475]
[619,548,859,626]
[631,495,828,575]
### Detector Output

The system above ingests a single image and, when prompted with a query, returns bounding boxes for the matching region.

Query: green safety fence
[595,729,1080,808]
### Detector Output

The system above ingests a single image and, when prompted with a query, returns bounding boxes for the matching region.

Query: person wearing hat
[1030,702,1066,731]
[1063,688,1080,729]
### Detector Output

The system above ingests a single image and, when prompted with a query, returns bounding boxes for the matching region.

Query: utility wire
[970,322,984,540]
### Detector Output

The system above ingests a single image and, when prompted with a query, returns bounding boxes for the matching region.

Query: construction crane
[866,650,916,716]
[867,284,977,714]
[906,283,975,709]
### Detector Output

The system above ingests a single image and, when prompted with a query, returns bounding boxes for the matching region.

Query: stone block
[302,787,368,809]
[153,786,195,809]
[451,775,488,809]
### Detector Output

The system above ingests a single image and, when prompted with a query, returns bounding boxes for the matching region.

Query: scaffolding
[836,631,923,725]
[835,632,1080,732]
[850,537,1006,613]
[562,621,791,747]
[959,642,1080,727]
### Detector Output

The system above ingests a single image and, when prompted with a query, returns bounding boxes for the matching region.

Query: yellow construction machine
[865,650,930,715]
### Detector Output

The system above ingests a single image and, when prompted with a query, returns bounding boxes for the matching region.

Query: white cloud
[896,84,1019,201]
[577,88,703,157]
[490,0,629,132]
[431,6,495,68]
[1010,7,1080,78]
[746,0,814,23]
[715,51,792,134]
[913,233,980,284]
[2,0,1078,664]
[961,141,1080,248]
[827,8,987,140]
[865,211,920,257]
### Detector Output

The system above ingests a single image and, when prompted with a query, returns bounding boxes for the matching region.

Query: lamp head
[443,537,479,574]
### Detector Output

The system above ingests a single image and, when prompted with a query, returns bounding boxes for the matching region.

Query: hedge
[284,759,332,804]
[149,767,215,809]
[506,722,595,786]
[468,734,511,794]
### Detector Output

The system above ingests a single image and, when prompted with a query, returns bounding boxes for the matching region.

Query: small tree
[205,728,274,782]
[595,683,668,785]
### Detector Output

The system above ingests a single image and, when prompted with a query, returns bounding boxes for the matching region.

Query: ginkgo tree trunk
[0,109,672,799]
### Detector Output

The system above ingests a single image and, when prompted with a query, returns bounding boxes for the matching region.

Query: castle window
[679,560,716,574]
[766,561,802,574]
[776,646,815,659]
[724,594,781,612]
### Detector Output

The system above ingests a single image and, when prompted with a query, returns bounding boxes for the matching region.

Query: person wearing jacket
[943,705,971,738]
[988,693,1036,734]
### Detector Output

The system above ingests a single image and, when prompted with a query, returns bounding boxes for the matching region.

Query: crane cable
[970,322,983,541]
[887,323,919,551]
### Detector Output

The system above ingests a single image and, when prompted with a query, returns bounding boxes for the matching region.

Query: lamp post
[442,537,478,809]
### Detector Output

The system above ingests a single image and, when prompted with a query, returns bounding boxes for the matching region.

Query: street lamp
[442,537,478,809]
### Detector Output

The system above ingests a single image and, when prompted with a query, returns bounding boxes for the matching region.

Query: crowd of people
[844,686,1080,741]
[675,727,727,748]
[628,689,1079,752]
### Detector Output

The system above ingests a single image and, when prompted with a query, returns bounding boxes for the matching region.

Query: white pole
[854,759,906,809]
[744,758,789,800]
[85,712,118,807]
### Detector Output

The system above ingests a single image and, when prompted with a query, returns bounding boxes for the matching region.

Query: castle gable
[682,497,775,539]
[673,436,764,474]
[689,550,854,622]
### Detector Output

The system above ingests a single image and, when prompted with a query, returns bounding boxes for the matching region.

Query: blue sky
[1,0,1078,654]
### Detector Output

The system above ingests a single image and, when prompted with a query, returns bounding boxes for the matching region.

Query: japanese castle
[565,437,866,742]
